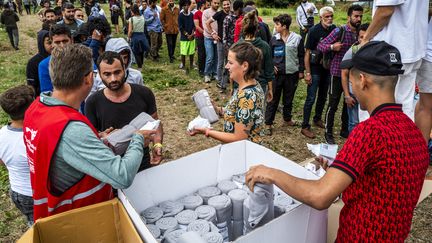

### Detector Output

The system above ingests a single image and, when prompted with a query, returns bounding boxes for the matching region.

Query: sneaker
[325,133,336,145]
[301,128,315,139]
[313,120,325,129]
[340,130,349,139]
[204,76,211,83]
[179,63,184,69]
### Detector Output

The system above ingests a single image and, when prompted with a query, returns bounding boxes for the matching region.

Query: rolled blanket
[156,217,178,234]
[208,221,219,232]
[232,220,243,240]
[179,195,204,210]
[228,189,248,221]
[243,183,274,233]
[163,229,186,243]
[146,224,161,239]
[187,219,210,236]
[195,205,217,223]
[274,194,294,218]
[197,186,221,204]
[159,200,184,217]
[217,180,238,194]
[177,231,207,243]
[142,206,164,224]
[140,215,147,224]
[192,89,219,124]
[208,194,233,241]
[203,232,224,243]
[232,173,246,185]
[175,210,198,229]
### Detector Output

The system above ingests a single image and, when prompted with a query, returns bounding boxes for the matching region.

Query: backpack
[322,26,346,70]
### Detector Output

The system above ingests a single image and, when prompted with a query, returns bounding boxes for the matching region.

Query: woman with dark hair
[128,4,149,70]
[189,41,265,144]
[239,10,274,103]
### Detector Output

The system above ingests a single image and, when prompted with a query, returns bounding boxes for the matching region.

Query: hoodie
[90,38,144,97]
[0,8,19,29]
[26,30,50,95]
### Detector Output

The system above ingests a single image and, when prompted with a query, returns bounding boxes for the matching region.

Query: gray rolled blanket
[243,183,274,234]
[175,210,198,229]
[208,194,233,241]
[177,231,207,243]
[155,217,178,234]
[197,186,222,204]
[146,224,161,239]
[217,180,238,194]
[274,194,294,218]
[203,232,224,243]
[195,205,217,223]
[163,229,186,243]
[159,200,184,217]
[142,206,164,224]
[179,195,204,210]
[187,219,211,236]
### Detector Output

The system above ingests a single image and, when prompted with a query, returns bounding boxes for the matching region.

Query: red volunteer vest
[23,98,113,221]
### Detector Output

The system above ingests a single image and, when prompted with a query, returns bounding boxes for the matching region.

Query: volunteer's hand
[246,165,275,192]
[314,156,330,170]
[135,129,157,147]
[344,96,356,108]
[332,42,343,52]
[304,73,312,85]
[187,127,208,136]
[212,32,221,42]
[151,146,163,165]
[99,127,114,139]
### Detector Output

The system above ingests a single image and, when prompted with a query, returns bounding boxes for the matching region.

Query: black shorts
[111,15,119,25]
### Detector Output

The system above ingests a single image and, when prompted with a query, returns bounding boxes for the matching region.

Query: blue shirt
[144,7,162,32]
[38,56,52,93]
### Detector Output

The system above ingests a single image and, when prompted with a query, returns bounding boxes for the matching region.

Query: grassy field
[1,2,430,242]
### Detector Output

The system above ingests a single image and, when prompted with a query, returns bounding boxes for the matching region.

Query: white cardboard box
[119,140,327,243]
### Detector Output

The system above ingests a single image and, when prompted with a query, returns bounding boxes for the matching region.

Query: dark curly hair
[87,16,112,37]
[273,14,292,29]
[0,85,35,120]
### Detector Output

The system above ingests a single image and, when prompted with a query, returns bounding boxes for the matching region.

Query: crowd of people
[0,0,432,242]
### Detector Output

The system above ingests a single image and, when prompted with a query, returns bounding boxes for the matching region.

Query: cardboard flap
[217,141,247,181]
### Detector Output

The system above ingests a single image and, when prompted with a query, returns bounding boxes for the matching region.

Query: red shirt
[331,103,428,242]
[193,10,204,38]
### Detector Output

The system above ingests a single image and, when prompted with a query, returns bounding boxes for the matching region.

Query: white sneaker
[204,76,211,83]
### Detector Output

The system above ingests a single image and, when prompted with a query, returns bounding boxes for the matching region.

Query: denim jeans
[10,189,34,226]
[204,37,217,77]
[301,69,330,129]
[216,41,226,85]
[6,27,19,49]
[347,93,359,133]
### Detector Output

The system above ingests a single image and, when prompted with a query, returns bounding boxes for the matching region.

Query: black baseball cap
[340,41,404,76]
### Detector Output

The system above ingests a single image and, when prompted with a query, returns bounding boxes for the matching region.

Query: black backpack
[322,26,346,70]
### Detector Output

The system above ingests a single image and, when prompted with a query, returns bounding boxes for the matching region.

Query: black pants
[265,73,299,125]
[196,36,205,75]
[6,27,18,49]
[325,75,348,134]
[24,4,30,14]
[165,33,177,59]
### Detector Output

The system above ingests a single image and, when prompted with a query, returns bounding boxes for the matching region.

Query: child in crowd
[341,23,369,133]
[0,85,35,226]
[264,14,304,135]
[178,0,196,74]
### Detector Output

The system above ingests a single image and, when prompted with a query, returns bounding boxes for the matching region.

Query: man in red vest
[23,44,155,221]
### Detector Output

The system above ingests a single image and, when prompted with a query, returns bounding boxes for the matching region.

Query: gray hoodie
[91,38,144,96]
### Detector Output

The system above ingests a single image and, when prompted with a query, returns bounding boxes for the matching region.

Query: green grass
[0,3,372,241]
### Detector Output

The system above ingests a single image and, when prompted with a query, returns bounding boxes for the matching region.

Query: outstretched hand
[245,164,275,192]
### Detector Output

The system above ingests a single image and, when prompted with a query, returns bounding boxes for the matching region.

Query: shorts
[10,189,34,226]
[417,59,432,93]
[111,15,119,25]
[180,40,196,56]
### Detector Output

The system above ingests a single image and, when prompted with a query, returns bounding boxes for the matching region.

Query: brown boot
[313,120,325,129]
[301,128,316,138]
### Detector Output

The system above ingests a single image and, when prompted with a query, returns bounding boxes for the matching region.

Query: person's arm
[317,28,339,53]
[312,3,318,15]
[88,30,103,64]
[362,6,395,43]
[296,7,305,30]
[192,121,250,143]
[246,165,352,210]
[150,111,163,164]
[298,37,305,79]
[263,45,275,101]
[206,15,220,41]
[304,49,312,85]
[341,68,355,108]
[144,9,154,22]
[127,18,133,39]
[194,15,204,34]
[58,122,155,189]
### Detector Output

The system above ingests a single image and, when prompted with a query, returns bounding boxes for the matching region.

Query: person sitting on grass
[0,85,35,226]
[246,41,429,242]
[178,0,196,74]
[189,41,265,144]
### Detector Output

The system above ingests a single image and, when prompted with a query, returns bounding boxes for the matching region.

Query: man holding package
[23,44,155,221]
[85,51,164,171]
[246,41,429,242]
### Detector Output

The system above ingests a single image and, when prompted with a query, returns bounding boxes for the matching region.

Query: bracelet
[153,143,163,149]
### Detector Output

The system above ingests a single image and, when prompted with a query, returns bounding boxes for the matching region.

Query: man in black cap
[245,41,429,242]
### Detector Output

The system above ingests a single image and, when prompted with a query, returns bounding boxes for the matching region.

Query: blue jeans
[10,189,34,226]
[347,93,359,133]
[301,69,330,129]
[204,37,217,77]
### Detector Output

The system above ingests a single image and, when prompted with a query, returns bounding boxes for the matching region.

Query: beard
[103,77,126,91]
[350,20,361,29]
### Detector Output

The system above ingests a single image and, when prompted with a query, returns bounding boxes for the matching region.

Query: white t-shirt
[0,125,32,196]
[424,19,432,62]
[372,0,428,63]
[296,2,318,28]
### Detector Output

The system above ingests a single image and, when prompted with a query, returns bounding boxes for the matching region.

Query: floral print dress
[223,84,265,144]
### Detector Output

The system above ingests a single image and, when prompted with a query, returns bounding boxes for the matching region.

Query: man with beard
[85,51,164,171]
[300,6,335,139]
[57,2,84,36]
[317,4,363,144]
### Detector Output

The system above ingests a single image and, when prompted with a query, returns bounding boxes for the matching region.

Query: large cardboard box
[119,140,327,243]
[18,198,143,243]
